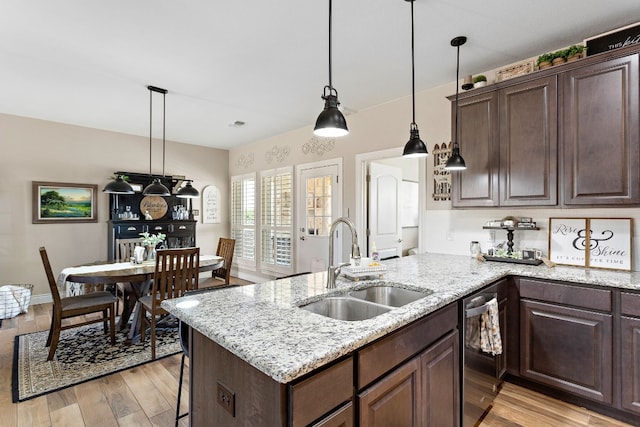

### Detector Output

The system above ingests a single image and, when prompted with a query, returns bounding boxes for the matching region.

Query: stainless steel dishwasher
[460,282,504,426]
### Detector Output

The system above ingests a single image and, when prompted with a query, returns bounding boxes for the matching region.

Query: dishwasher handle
[465,293,497,318]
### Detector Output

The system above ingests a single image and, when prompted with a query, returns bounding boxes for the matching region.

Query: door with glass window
[296,161,341,273]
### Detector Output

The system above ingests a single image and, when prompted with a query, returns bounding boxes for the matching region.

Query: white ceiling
[1,1,639,150]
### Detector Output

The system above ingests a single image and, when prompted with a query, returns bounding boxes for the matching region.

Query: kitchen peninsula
[162,253,640,426]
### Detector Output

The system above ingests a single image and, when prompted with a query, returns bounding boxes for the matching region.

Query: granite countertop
[161,253,640,384]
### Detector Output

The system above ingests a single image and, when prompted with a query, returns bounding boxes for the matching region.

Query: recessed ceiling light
[229,120,246,128]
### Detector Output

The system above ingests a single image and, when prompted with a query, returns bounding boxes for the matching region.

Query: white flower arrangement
[139,231,166,246]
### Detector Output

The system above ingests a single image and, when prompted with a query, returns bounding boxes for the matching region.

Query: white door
[296,161,341,273]
[368,162,402,259]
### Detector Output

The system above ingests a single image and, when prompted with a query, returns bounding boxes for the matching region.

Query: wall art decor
[548,217,632,271]
[432,142,451,201]
[202,185,221,224]
[32,181,98,224]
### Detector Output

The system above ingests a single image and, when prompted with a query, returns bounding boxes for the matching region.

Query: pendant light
[445,36,468,170]
[313,0,348,137]
[176,180,199,198]
[402,0,428,158]
[143,85,171,196]
[103,174,134,194]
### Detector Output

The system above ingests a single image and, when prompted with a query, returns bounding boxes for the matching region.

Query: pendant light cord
[410,0,416,126]
[162,90,166,177]
[454,44,460,147]
[328,0,333,90]
[149,88,153,176]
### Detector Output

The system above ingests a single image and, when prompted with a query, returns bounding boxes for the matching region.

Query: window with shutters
[231,173,256,269]
[260,167,293,275]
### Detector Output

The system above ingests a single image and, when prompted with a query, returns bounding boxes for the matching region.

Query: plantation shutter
[231,173,256,268]
[260,167,293,274]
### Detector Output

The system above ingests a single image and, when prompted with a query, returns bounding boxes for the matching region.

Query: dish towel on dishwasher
[480,297,503,355]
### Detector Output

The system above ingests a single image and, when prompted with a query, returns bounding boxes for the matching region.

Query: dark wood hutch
[107,171,196,260]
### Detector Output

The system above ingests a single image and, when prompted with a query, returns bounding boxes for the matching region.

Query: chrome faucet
[327,217,361,288]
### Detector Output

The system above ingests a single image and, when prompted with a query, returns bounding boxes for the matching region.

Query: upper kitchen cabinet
[562,53,640,205]
[499,76,558,206]
[451,91,499,207]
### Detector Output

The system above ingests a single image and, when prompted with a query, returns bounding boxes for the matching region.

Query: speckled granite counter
[162,252,640,384]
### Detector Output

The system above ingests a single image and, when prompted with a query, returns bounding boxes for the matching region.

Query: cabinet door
[311,402,353,427]
[621,316,640,415]
[421,330,459,427]
[562,53,640,205]
[359,358,421,427]
[451,91,500,207]
[520,299,613,404]
[499,76,558,206]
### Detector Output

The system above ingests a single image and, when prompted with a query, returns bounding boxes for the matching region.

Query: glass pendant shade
[314,91,348,137]
[445,144,467,170]
[143,178,171,196]
[103,175,134,194]
[403,124,428,157]
[176,181,199,198]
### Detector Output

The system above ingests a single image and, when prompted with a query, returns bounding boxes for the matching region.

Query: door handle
[398,238,403,243]
[300,235,306,241]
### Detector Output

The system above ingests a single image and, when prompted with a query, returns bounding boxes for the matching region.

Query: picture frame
[32,181,98,224]
[548,217,632,271]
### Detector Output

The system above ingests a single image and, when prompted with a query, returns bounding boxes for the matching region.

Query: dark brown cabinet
[359,357,421,426]
[518,279,613,404]
[499,76,558,206]
[421,331,460,427]
[451,45,640,208]
[107,219,196,260]
[562,53,640,205]
[621,292,640,415]
[451,91,499,207]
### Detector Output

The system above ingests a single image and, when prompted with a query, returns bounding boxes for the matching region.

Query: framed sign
[202,185,221,224]
[32,181,98,224]
[548,217,632,271]
[139,196,168,220]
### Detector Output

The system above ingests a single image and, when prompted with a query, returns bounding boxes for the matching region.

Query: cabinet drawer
[290,357,353,427]
[519,278,611,312]
[358,303,458,389]
[621,292,640,317]
[115,223,146,237]
[170,222,195,234]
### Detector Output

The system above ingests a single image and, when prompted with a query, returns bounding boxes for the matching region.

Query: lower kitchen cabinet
[359,357,421,426]
[621,292,640,415]
[518,279,613,404]
[421,331,459,427]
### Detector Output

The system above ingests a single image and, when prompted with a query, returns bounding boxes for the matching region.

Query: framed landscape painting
[32,181,98,224]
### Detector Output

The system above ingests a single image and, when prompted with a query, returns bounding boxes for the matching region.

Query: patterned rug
[13,323,180,402]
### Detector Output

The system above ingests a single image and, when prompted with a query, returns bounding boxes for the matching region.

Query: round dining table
[59,255,224,344]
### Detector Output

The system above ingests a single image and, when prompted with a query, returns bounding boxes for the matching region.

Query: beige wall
[0,113,229,301]
[230,81,640,272]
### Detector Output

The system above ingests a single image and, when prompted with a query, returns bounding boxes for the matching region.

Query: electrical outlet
[217,381,235,417]
[446,231,454,241]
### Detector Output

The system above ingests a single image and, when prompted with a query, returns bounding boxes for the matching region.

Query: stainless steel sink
[300,297,391,321]
[349,285,432,307]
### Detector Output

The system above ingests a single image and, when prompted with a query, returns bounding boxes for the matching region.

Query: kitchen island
[162,253,640,426]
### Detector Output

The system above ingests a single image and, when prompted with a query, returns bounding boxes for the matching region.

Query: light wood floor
[0,279,634,427]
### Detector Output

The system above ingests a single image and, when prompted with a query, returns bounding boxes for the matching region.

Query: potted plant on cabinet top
[566,45,586,62]
[473,75,487,88]
[552,49,568,66]
[537,52,554,69]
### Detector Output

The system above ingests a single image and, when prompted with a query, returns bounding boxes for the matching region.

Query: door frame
[295,157,343,273]
[355,148,425,255]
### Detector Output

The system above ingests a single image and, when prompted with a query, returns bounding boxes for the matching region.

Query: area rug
[13,324,180,402]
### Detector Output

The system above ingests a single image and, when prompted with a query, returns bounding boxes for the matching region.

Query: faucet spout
[327,217,361,288]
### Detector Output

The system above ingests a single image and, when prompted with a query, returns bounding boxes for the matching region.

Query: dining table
[56,254,224,344]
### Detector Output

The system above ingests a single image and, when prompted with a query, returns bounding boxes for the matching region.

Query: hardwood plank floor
[0,277,634,427]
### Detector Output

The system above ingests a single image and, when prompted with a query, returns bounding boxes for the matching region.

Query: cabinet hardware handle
[179,226,186,230]
[154,226,162,230]
[127,227,136,231]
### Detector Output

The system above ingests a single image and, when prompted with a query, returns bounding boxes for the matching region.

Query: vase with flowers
[139,231,166,261]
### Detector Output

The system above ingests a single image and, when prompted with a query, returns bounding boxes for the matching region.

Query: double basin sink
[299,283,433,321]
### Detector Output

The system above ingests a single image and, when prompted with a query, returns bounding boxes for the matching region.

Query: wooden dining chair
[139,247,200,360]
[114,238,143,315]
[211,238,235,285]
[39,247,117,361]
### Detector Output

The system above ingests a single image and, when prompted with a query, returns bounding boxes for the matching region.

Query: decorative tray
[483,256,543,266]
[341,264,387,281]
